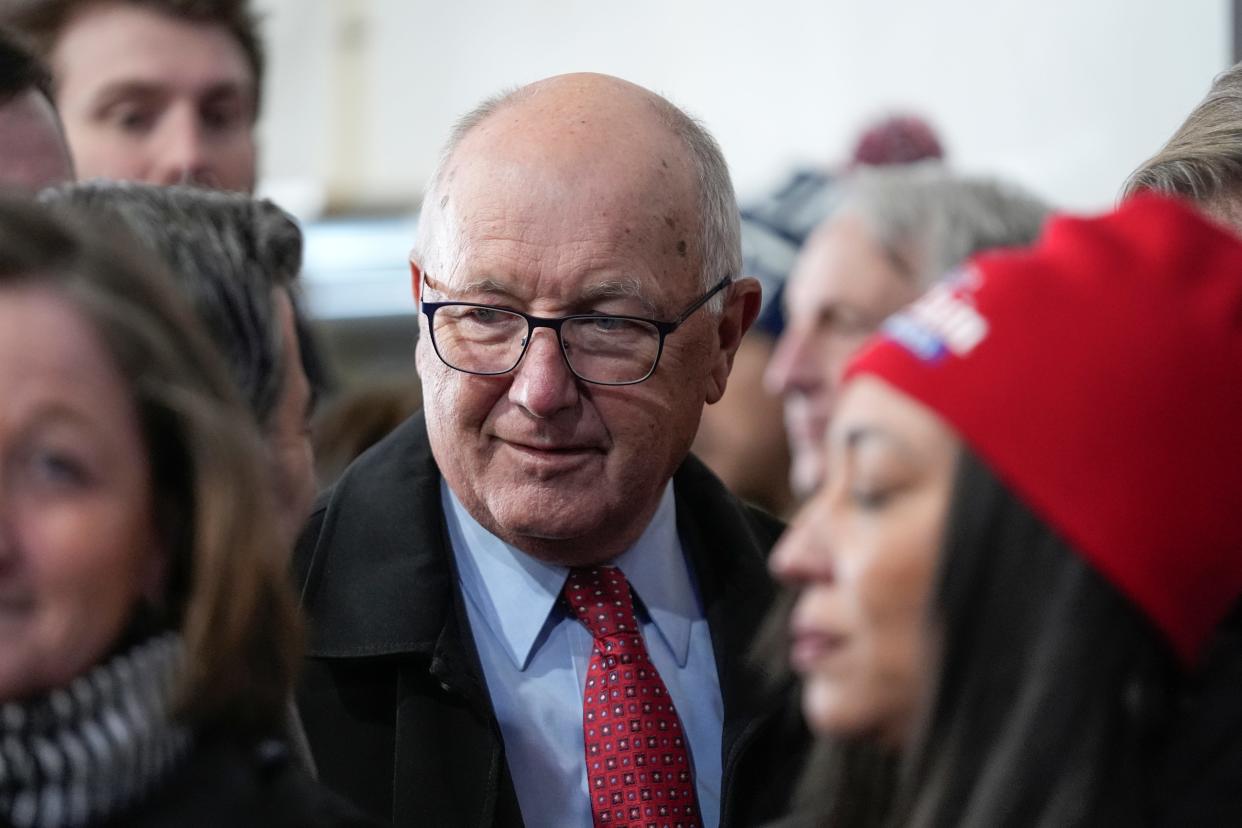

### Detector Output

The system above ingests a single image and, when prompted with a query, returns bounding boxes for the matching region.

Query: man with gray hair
[765,163,1050,497]
[293,73,809,827]
[1124,61,1242,231]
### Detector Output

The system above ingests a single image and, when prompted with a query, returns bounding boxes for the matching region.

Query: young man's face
[51,1,257,191]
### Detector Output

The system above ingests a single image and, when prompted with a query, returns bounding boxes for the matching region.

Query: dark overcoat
[293,412,810,827]
[116,738,380,827]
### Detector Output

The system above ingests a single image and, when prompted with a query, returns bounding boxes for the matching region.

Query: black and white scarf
[0,632,192,827]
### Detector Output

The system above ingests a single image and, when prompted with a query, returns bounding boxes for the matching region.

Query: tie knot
[562,566,639,640]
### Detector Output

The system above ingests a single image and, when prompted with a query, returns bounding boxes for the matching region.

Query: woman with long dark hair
[772,194,1242,826]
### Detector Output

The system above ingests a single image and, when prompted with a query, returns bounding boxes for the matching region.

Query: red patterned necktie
[562,565,703,828]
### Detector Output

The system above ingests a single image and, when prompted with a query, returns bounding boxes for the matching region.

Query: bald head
[458,73,688,166]
[415,73,741,302]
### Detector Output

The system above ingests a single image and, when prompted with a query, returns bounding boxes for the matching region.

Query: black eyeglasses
[419,276,732,385]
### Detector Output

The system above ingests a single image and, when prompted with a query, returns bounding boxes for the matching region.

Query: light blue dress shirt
[442,480,724,828]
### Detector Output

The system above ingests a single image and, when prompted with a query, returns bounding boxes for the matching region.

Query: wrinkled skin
[412,73,760,565]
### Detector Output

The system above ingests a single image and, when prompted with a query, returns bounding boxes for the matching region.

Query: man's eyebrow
[434,276,658,315]
[448,277,518,299]
[579,279,657,316]
[89,81,162,107]
[90,79,250,107]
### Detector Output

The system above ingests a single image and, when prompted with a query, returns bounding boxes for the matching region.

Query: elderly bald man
[293,74,810,828]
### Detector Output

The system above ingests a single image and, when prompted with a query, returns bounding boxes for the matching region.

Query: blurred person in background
[740,114,946,300]
[1,0,262,191]
[0,27,72,191]
[312,379,422,487]
[772,195,1242,826]
[694,115,945,517]
[42,182,316,551]
[0,195,373,826]
[765,163,1049,499]
[690,298,794,516]
[1124,60,1242,231]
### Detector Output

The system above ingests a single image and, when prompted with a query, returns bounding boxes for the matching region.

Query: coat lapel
[298,412,517,826]
[672,456,803,825]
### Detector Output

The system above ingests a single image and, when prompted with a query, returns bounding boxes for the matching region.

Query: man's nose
[151,105,214,187]
[509,328,580,418]
[765,327,822,398]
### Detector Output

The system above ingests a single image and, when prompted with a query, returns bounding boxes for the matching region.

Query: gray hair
[414,84,741,313]
[835,162,1052,287]
[1123,61,1242,227]
[39,181,305,426]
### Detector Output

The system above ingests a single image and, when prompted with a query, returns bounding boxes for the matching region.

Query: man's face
[0,89,73,191]
[51,1,257,191]
[764,214,921,498]
[414,121,754,565]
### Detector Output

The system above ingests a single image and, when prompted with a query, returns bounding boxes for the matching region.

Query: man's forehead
[786,239,846,311]
[786,216,891,308]
[54,3,254,94]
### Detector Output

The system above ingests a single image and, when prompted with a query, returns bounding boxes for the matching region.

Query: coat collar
[295,411,793,791]
[299,411,452,659]
[299,412,781,661]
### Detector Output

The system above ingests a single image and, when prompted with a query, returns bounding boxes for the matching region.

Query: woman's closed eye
[23,445,95,491]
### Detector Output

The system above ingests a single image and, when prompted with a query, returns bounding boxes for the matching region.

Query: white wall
[255,0,1230,215]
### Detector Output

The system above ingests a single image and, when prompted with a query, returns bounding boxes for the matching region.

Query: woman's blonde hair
[0,193,302,738]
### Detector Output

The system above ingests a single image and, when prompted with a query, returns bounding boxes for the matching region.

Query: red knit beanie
[844,193,1242,664]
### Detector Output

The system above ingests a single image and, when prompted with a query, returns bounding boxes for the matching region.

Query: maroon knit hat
[849,115,945,167]
[844,194,1242,664]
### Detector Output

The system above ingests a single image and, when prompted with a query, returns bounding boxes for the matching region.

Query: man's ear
[410,254,425,304]
[706,276,762,404]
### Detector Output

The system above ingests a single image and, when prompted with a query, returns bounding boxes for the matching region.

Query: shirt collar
[443,480,698,671]
[443,481,565,671]
[612,484,697,668]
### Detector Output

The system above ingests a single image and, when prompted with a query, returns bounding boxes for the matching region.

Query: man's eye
[849,487,893,510]
[466,308,502,324]
[590,317,624,332]
[202,102,246,132]
[108,106,157,134]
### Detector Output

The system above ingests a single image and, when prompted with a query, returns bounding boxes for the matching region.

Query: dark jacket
[113,738,381,827]
[293,412,810,827]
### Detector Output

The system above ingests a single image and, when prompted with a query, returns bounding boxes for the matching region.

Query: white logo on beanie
[881,278,989,361]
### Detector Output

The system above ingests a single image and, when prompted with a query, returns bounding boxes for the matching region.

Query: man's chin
[478,487,631,563]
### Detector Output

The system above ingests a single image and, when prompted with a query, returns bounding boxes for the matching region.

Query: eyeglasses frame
[419,275,733,386]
